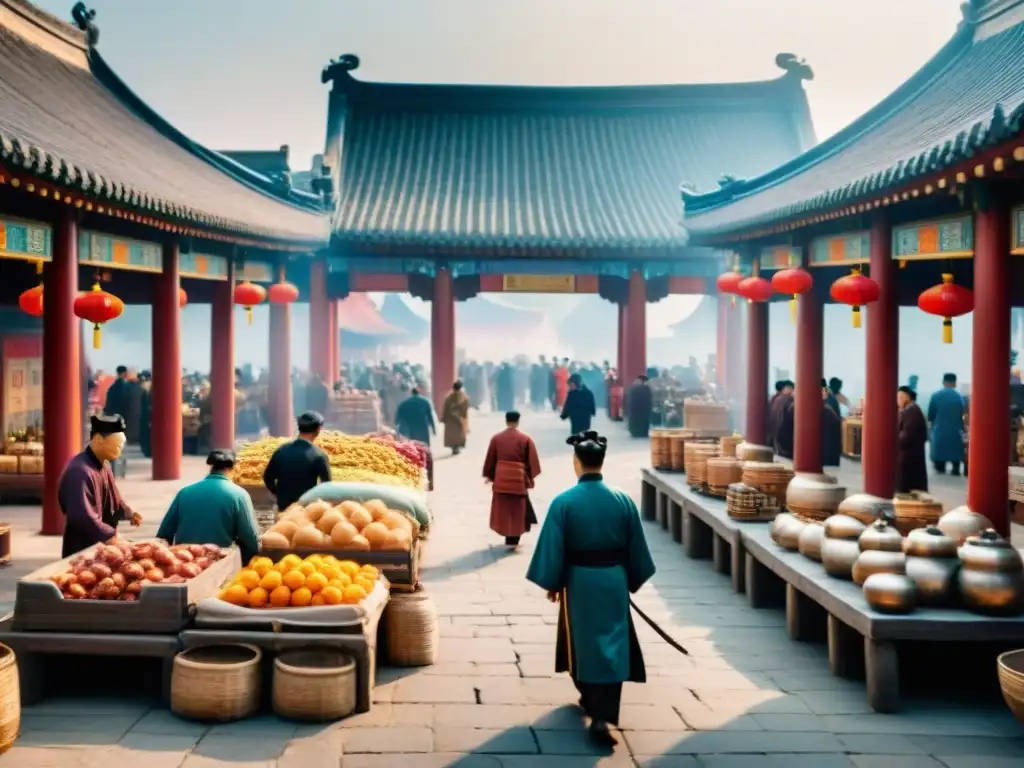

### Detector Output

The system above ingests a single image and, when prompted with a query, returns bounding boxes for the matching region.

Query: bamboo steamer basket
[892,492,943,535]
[683,439,718,475]
[0,644,18,755]
[706,457,743,497]
[273,649,356,721]
[719,434,743,458]
[385,592,439,667]
[726,482,780,522]
[171,644,262,722]
[736,443,774,462]
[741,462,794,506]
[668,434,688,471]
[649,429,674,470]
[687,445,720,491]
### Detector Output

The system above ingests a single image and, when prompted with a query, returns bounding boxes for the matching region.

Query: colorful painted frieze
[181,252,229,280]
[79,231,162,272]
[238,261,274,283]
[758,245,800,270]
[0,217,51,262]
[809,231,870,266]
[892,215,973,261]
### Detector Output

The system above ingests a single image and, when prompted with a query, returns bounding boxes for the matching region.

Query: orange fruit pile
[217,553,379,608]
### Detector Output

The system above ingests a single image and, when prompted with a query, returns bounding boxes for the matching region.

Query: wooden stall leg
[161,656,175,705]
[669,501,683,544]
[712,535,730,576]
[864,637,901,713]
[16,653,44,706]
[641,481,657,521]
[786,584,825,642]
[683,507,713,559]
[656,492,669,530]
[745,553,784,608]
[730,538,746,594]
[827,614,865,680]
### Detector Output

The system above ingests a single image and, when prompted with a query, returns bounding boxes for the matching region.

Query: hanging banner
[501,274,576,293]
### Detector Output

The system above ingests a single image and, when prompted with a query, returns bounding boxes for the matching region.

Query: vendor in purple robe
[58,414,142,558]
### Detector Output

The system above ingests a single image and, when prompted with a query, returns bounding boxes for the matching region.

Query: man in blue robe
[928,373,966,476]
[526,431,656,745]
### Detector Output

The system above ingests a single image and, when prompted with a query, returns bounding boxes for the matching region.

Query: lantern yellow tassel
[730,295,736,309]
[93,324,102,349]
[789,296,797,324]
[246,307,254,325]
[943,318,953,344]
[852,306,862,329]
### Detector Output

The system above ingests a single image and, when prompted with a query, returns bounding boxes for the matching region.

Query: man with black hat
[561,373,596,435]
[625,374,653,438]
[57,414,143,558]
[262,411,332,511]
[158,450,261,563]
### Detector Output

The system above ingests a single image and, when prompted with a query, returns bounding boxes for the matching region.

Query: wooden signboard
[501,274,576,293]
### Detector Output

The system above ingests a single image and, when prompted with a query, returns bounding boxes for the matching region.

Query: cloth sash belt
[493,460,529,495]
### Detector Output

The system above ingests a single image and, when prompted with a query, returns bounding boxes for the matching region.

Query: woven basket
[687,446,720,491]
[741,462,794,506]
[668,434,688,471]
[706,457,743,497]
[726,482,780,521]
[736,443,775,462]
[385,593,439,667]
[893,492,943,535]
[273,649,356,722]
[719,435,742,458]
[998,649,1024,725]
[650,430,674,470]
[683,440,717,475]
[0,644,18,755]
[171,644,262,722]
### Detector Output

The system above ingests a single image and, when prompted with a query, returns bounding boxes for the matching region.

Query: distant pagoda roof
[322,53,816,253]
[682,1,1024,239]
[0,0,328,245]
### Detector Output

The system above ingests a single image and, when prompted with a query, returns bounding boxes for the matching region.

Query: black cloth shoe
[588,720,617,746]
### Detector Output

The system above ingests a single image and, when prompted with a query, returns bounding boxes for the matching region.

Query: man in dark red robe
[483,411,542,548]
[58,414,142,558]
[769,381,795,458]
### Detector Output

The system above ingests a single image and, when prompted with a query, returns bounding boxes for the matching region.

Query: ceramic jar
[821,514,866,579]
[852,517,905,586]
[863,572,918,614]
[858,517,904,552]
[958,529,1024,615]
[837,493,890,525]
[785,474,846,522]
[798,522,826,562]
[903,526,960,606]
[770,512,806,551]
[938,505,993,545]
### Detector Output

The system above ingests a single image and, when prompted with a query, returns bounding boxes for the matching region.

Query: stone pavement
[0,410,1022,767]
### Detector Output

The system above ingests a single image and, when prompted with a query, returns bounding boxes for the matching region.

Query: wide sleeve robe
[483,429,541,538]
[897,403,929,493]
[58,450,132,558]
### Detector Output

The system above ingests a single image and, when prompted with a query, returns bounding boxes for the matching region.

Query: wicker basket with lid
[719,434,742,458]
[687,445,720,491]
[736,443,775,462]
[683,439,718,475]
[706,457,743,497]
[741,462,794,506]
[893,492,943,535]
[726,482,780,521]
[668,433,688,471]
[649,429,674,470]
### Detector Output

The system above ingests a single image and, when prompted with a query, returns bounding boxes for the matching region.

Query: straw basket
[273,649,356,722]
[0,644,18,755]
[706,457,743,497]
[998,649,1024,725]
[741,462,794,506]
[649,430,674,470]
[683,400,730,434]
[385,592,439,667]
[892,492,943,535]
[736,443,774,462]
[687,445,720,491]
[171,644,262,722]
[683,440,717,475]
[668,434,688,471]
[726,482,780,522]
[719,435,742,458]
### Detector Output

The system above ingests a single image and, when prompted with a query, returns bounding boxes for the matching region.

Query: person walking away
[928,373,965,475]
[442,381,470,456]
[497,363,516,413]
[625,374,653,438]
[561,373,596,435]
[827,377,848,416]
[530,357,547,410]
[553,360,570,410]
[897,386,929,493]
[104,365,130,426]
[483,411,541,547]
[157,449,261,563]
[526,431,655,745]
[395,388,436,488]
[771,381,796,459]
[821,388,842,467]
[262,411,332,512]
[138,371,153,458]
[58,414,143,558]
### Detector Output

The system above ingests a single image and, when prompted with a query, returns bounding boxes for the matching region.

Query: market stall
[0,433,43,502]
[326,391,382,434]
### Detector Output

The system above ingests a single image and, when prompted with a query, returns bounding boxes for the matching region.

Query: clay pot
[904,526,960,607]
[853,549,906,586]
[770,513,806,551]
[837,493,890,525]
[958,529,1024,615]
[858,517,904,553]
[785,474,846,522]
[821,514,866,580]
[797,522,825,562]
[863,572,918,614]
[938,505,992,545]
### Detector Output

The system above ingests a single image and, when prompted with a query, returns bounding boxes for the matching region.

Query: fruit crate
[12,544,242,634]
[258,540,421,591]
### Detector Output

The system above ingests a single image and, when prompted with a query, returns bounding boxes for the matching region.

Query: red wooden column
[42,209,81,535]
[268,265,293,436]
[745,301,769,445]
[863,213,898,497]
[968,190,1011,535]
[624,270,647,381]
[328,299,339,385]
[794,268,824,473]
[151,239,183,480]
[431,268,456,413]
[209,262,235,448]
[617,303,625,376]
[309,259,331,382]
[716,296,728,391]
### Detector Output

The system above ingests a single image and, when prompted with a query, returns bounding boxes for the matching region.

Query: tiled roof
[0,0,328,244]
[325,56,814,251]
[682,13,1024,237]
[336,294,404,336]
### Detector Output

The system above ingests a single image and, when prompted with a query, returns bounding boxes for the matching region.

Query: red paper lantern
[771,267,813,323]
[716,269,744,307]
[74,282,124,349]
[19,285,44,317]
[268,281,300,305]
[737,276,774,304]
[233,281,267,325]
[179,287,188,309]
[917,273,973,344]
[830,267,879,329]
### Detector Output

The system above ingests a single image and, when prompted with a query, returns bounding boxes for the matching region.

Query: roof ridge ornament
[775,53,813,81]
[70,2,98,47]
[322,53,361,85]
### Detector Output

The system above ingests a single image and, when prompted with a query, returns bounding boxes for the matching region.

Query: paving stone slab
[624,729,846,755]
[849,757,945,768]
[837,733,928,754]
[194,735,289,761]
[432,726,538,753]
[694,756,856,768]
[341,726,433,753]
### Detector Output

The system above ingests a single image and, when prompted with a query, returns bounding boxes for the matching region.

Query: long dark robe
[496,366,516,412]
[58,448,133,558]
[139,389,152,457]
[765,393,781,445]
[773,395,795,459]
[395,394,436,445]
[625,382,653,438]
[897,402,929,493]
[821,403,841,467]
[561,386,596,435]
[104,378,128,421]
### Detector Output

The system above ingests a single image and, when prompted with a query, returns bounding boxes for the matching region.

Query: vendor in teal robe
[526,430,656,746]
[927,372,966,475]
[157,449,261,563]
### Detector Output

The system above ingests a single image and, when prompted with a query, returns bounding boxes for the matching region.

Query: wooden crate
[18,455,43,474]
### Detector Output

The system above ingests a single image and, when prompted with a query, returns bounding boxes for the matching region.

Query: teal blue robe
[526,474,656,684]
[927,387,965,463]
[157,473,261,563]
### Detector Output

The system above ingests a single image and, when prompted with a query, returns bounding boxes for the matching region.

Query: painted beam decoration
[1013,205,1024,256]
[810,231,870,267]
[759,245,801,270]
[892,215,973,262]
[181,252,229,280]
[79,231,162,272]
[0,217,51,262]
[238,261,274,283]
